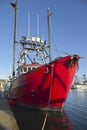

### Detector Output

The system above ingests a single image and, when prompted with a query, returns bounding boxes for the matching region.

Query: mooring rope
[41,64,54,130]
[41,113,48,130]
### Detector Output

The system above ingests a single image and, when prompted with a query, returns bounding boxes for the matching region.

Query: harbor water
[65,89,87,130]
[13,89,87,130]
[0,89,87,130]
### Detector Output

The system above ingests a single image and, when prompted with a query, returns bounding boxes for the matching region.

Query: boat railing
[20,36,47,47]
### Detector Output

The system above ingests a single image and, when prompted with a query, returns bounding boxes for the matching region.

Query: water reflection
[65,89,87,130]
[13,106,72,130]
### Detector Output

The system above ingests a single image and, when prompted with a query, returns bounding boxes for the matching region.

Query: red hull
[9,55,79,111]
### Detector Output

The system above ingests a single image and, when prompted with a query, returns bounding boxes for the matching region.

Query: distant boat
[71,75,87,89]
[8,0,80,112]
[71,84,87,89]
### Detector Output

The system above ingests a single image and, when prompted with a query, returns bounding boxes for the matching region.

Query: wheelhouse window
[21,68,22,72]
[24,67,27,72]
[28,67,32,71]
[32,67,36,70]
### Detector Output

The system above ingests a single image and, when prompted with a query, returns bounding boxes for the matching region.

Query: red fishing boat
[8,0,80,112]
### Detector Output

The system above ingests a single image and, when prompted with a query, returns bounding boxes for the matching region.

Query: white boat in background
[71,75,87,89]
[72,84,87,89]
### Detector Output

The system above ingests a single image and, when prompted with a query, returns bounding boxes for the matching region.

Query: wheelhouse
[16,63,41,77]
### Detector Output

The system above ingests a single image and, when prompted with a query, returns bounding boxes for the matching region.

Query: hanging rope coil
[69,55,80,68]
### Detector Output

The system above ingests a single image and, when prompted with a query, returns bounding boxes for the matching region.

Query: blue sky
[0,0,87,79]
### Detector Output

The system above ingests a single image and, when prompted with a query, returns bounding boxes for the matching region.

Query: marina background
[0,0,87,79]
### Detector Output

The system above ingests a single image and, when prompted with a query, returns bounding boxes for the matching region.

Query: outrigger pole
[47,8,52,62]
[10,0,18,79]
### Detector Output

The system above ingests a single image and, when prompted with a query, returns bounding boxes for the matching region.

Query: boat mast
[47,8,52,62]
[36,14,39,37]
[10,0,17,79]
[28,12,30,36]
